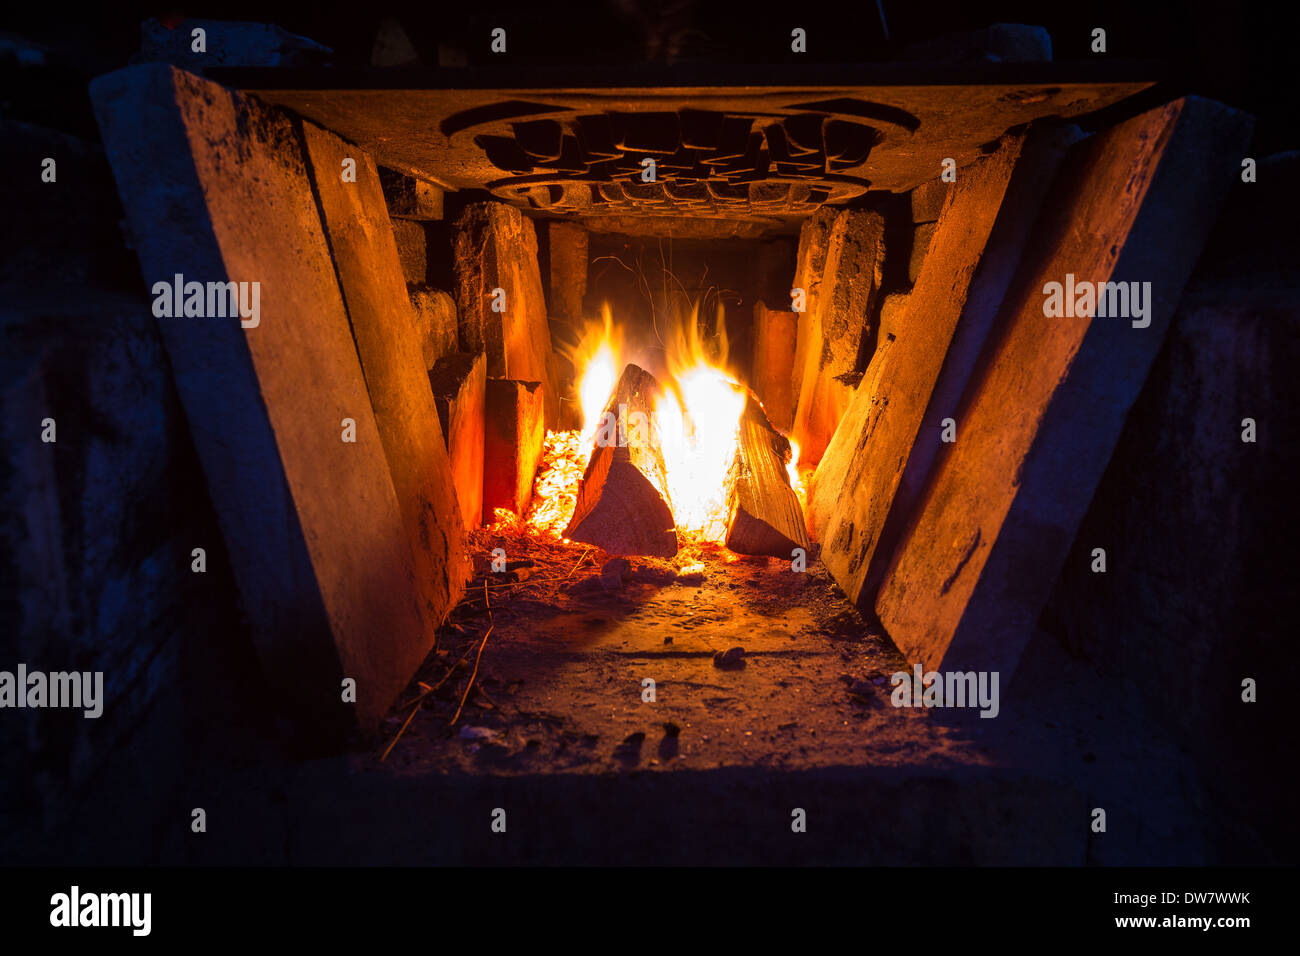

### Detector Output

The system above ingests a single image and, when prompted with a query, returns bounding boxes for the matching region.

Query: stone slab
[228,73,1152,233]
[379,166,443,220]
[301,120,470,644]
[390,218,428,286]
[875,97,1253,681]
[408,286,458,369]
[808,132,1026,602]
[862,123,1082,600]
[483,378,544,522]
[750,301,797,433]
[910,177,949,223]
[790,207,886,465]
[548,219,588,324]
[90,64,429,736]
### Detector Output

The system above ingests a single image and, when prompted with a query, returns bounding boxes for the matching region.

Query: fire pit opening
[8,3,1293,871]
[518,232,813,565]
[77,50,1270,809]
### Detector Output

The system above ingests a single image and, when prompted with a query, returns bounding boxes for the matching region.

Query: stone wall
[1043,155,1300,860]
[0,148,255,859]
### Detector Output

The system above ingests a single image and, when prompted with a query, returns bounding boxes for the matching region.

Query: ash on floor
[375,529,992,775]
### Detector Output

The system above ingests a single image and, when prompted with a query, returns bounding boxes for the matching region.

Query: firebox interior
[94,61,1233,809]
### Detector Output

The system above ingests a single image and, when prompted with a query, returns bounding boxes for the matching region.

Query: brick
[429,352,487,530]
[483,378,544,523]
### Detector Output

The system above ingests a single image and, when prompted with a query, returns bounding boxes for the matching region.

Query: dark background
[3,1,1297,151]
[1,0,1295,869]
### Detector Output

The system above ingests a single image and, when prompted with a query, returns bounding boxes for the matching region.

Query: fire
[655,299,746,542]
[787,438,806,505]
[521,429,588,537]
[523,307,625,538]
[576,306,623,448]
[523,298,755,547]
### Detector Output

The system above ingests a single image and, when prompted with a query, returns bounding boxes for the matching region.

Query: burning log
[564,364,678,557]
[725,395,810,557]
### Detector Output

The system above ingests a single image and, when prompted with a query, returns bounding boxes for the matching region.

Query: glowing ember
[524,308,622,538]
[524,429,589,538]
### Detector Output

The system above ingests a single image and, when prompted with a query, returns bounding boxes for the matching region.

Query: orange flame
[575,305,623,444]
[655,299,745,542]
[523,307,623,538]
[526,298,747,546]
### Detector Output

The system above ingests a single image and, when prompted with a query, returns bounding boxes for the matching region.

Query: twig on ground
[565,547,593,580]
[380,639,479,760]
[449,623,494,727]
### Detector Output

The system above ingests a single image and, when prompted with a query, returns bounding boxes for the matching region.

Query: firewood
[725,394,810,557]
[564,364,678,557]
